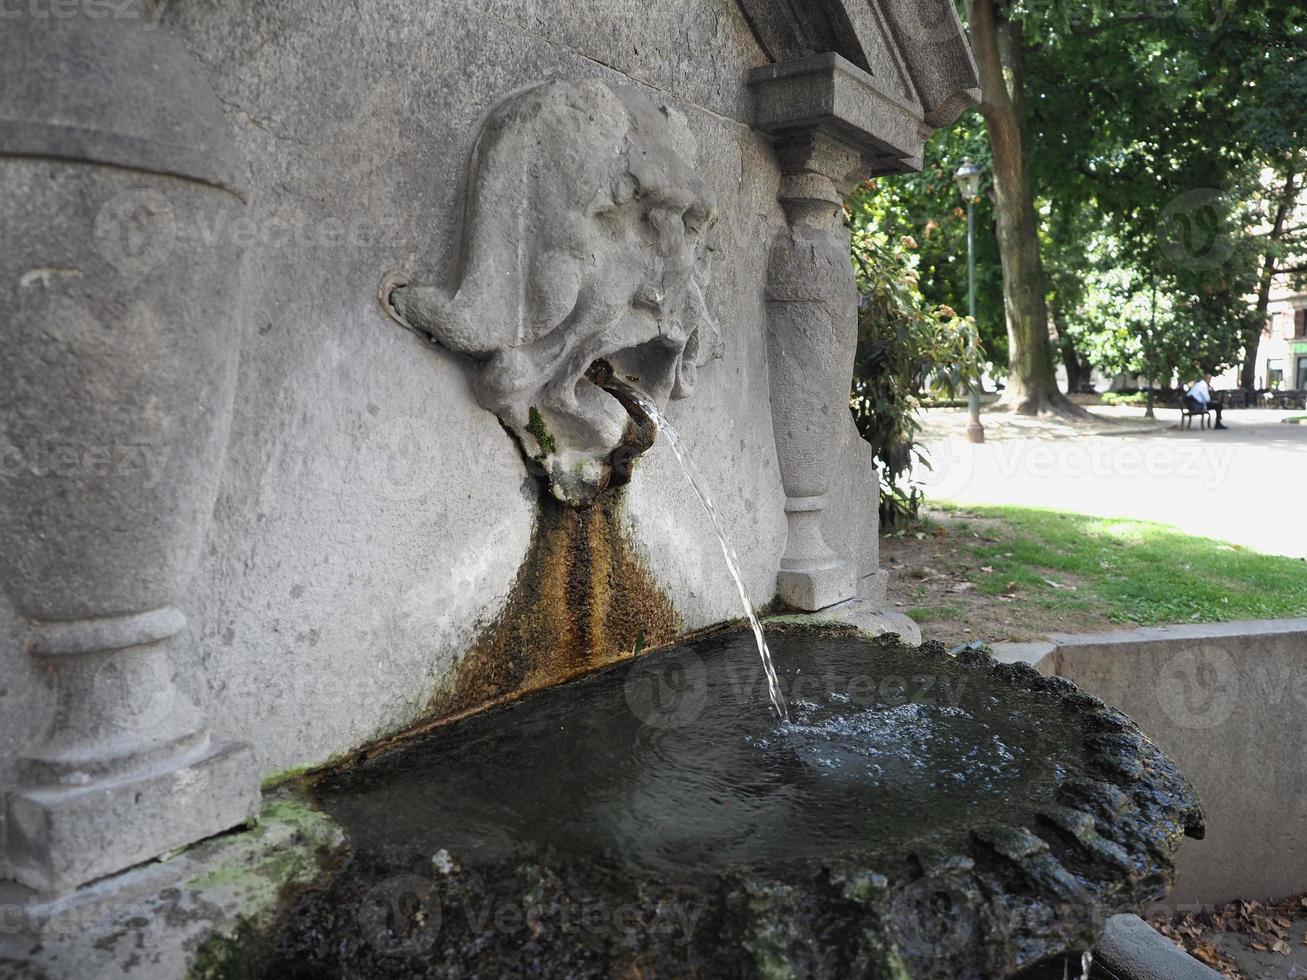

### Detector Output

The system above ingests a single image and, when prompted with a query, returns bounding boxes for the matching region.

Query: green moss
[185,799,340,891]
[189,917,269,980]
[256,798,333,834]
[259,764,315,791]
[184,798,344,979]
[525,406,557,455]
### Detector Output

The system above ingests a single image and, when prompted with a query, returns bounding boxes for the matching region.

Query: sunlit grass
[906,605,962,623]
[936,503,1307,626]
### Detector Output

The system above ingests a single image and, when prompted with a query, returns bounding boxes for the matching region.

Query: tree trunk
[1242,167,1300,392]
[966,0,1090,418]
[1060,336,1086,393]
[1049,294,1086,392]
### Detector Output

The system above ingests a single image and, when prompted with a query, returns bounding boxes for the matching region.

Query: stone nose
[632,206,695,317]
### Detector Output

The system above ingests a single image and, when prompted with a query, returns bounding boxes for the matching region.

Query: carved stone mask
[384,78,722,507]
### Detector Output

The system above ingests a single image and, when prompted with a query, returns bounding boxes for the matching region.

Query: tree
[1246,165,1301,391]
[964,0,1089,417]
[1016,0,1305,395]
[849,118,1008,370]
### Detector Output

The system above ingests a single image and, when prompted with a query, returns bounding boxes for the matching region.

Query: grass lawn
[883,504,1307,646]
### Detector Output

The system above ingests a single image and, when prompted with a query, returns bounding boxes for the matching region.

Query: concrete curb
[1095,914,1223,980]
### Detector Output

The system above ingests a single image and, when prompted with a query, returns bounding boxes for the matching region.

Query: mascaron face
[393,79,722,506]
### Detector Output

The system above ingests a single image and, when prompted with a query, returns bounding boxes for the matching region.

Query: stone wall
[994,619,1307,905]
[2,0,978,892]
[0,0,882,824]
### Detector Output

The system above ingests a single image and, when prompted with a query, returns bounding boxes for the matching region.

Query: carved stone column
[750,53,940,612]
[0,15,258,893]
[764,135,866,610]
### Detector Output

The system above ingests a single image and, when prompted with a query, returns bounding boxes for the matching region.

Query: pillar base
[5,738,258,895]
[777,560,857,612]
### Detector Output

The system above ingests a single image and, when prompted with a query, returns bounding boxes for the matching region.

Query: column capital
[749,52,933,183]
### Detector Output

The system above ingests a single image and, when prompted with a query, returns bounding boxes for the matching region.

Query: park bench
[1179,402,1211,429]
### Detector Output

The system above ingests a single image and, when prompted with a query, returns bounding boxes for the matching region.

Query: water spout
[587,360,789,721]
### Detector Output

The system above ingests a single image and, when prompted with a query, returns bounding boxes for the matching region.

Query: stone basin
[263,625,1203,979]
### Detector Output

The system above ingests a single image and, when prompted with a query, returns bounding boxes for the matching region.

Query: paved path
[913,406,1307,560]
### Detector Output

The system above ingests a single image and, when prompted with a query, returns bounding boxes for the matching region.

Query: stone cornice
[740,0,980,175]
[749,53,931,179]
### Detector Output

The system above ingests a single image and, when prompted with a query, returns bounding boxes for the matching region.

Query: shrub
[1099,391,1149,406]
[849,224,981,528]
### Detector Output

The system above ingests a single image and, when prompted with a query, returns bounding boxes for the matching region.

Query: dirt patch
[881,511,1123,647]
[1147,893,1307,979]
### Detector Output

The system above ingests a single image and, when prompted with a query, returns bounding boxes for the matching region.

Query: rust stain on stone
[429,490,680,720]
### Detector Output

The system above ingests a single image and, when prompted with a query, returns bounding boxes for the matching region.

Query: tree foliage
[862,0,1307,404]
[847,200,981,526]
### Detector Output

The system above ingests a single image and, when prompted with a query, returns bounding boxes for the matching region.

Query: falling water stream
[601,374,789,722]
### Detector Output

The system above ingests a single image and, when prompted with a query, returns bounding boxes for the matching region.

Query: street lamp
[954,159,985,444]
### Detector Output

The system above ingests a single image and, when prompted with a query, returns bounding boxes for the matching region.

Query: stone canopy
[740,0,980,155]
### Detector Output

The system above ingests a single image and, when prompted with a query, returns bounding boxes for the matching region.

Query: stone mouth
[583,357,659,493]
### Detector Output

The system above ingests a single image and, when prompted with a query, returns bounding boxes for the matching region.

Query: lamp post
[954,159,985,444]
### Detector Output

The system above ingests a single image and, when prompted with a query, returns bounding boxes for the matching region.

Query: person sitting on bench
[1184,374,1226,429]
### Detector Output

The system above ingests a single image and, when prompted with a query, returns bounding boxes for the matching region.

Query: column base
[5,738,258,895]
[776,560,857,612]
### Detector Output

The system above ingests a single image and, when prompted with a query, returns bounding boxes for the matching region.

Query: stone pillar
[765,135,865,611]
[750,53,941,612]
[0,14,259,894]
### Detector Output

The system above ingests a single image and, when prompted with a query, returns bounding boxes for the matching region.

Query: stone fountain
[260,627,1203,979]
[0,2,1203,978]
